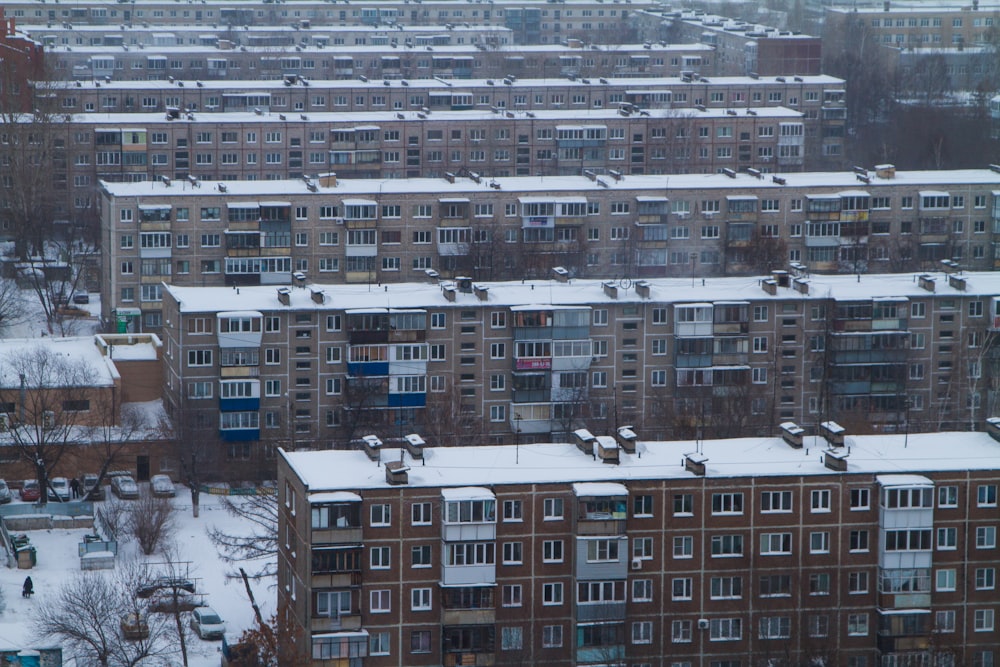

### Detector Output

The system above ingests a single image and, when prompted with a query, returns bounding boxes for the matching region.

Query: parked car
[82,473,105,501]
[0,479,11,504]
[48,477,71,502]
[120,613,149,640]
[150,474,175,498]
[190,607,226,640]
[110,475,139,499]
[136,577,196,598]
[19,480,40,502]
[150,590,200,613]
[71,290,90,305]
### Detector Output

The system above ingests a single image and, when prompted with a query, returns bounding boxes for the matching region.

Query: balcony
[310,614,362,634]
[576,601,626,623]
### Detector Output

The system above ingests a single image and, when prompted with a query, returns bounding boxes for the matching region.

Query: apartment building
[24,23,513,50]
[69,105,805,182]
[102,167,1000,331]
[160,269,1000,471]
[45,42,718,83]
[2,0,656,43]
[276,428,1000,666]
[825,3,1000,52]
[44,74,845,120]
[637,9,823,76]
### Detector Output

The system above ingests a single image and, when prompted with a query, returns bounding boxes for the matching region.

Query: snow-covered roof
[101,168,1000,201]
[281,429,1000,492]
[0,337,117,388]
[876,474,934,488]
[40,73,844,93]
[164,269,1000,315]
[440,487,495,501]
[574,482,627,497]
[309,491,362,503]
[62,105,802,126]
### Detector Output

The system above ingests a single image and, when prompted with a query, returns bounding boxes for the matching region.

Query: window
[974,609,994,632]
[810,531,830,554]
[411,545,431,567]
[937,569,957,591]
[370,547,390,569]
[850,530,870,552]
[673,536,693,558]
[633,537,653,561]
[849,571,869,594]
[936,610,956,634]
[711,534,743,557]
[502,542,523,564]
[851,488,871,510]
[542,625,563,648]
[938,527,958,550]
[976,526,996,549]
[631,621,652,645]
[542,540,563,562]
[711,576,742,599]
[542,582,563,605]
[978,485,998,507]
[761,533,792,555]
[674,494,693,515]
[370,590,390,613]
[761,491,792,513]
[543,498,564,520]
[759,617,790,639]
[808,573,830,595]
[633,495,653,517]
[938,486,958,508]
[976,567,996,590]
[502,500,522,522]
[632,579,652,602]
[411,588,432,611]
[410,631,431,654]
[366,503,391,527]
[848,614,868,636]
[712,492,743,515]
[501,585,522,608]
[672,620,692,643]
[709,618,742,641]
[369,632,390,656]
[811,489,831,512]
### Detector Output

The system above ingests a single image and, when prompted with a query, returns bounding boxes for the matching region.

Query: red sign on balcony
[516,358,552,371]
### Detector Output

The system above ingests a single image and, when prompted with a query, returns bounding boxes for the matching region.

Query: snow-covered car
[149,590,199,613]
[71,290,90,305]
[48,477,71,502]
[120,613,149,640]
[191,607,226,640]
[19,480,40,502]
[150,474,175,498]
[0,479,11,504]
[82,473,105,501]
[110,474,139,499]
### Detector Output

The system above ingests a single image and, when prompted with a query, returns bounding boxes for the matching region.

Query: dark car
[82,474,105,501]
[0,479,12,504]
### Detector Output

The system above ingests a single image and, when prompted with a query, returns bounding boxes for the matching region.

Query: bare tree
[0,346,101,505]
[33,567,173,667]
[130,493,175,555]
[0,276,27,334]
[206,491,279,580]
[421,383,489,447]
[20,237,98,336]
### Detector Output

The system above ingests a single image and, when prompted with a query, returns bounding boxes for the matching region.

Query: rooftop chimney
[277,287,291,306]
[361,434,383,461]
[684,452,707,476]
[403,433,425,459]
[385,460,410,485]
[779,421,804,448]
[819,421,845,447]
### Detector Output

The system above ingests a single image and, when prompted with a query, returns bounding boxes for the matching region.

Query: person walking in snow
[70,477,81,499]
[22,576,33,598]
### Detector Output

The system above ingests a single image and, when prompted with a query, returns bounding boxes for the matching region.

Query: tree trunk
[191,485,200,518]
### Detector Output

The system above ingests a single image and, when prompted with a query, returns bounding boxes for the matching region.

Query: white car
[48,477,71,502]
[150,475,175,498]
[190,607,225,640]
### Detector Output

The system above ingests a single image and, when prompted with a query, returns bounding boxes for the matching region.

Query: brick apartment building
[103,167,998,332]
[0,0,657,44]
[276,426,1000,667]
[159,269,1000,471]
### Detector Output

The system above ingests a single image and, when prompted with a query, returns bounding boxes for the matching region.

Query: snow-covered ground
[0,492,274,666]
[3,287,101,340]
